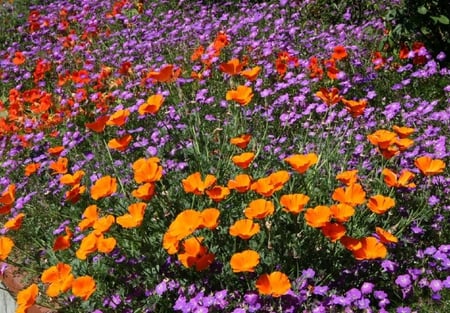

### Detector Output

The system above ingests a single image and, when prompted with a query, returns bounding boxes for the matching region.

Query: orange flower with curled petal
[381,168,416,188]
[228,174,252,193]
[24,162,40,176]
[304,205,332,228]
[4,213,25,231]
[12,51,26,65]
[48,146,64,156]
[230,250,260,273]
[205,185,230,202]
[314,87,342,106]
[232,152,255,169]
[49,157,68,174]
[177,237,215,271]
[330,203,355,223]
[392,125,415,138]
[375,227,398,244]
[340,235,362,251]
[162,232,179,254]
[90,175,117,200]
[166,209,202,241]
[85,115,109,133]
[78,205,99,231]
[116,202,146,228]
[395,138,414,152]
[336,170,358,186]
[145,64,180,83]
[60,170,85,186]
[229,219,260,239]
[280,193,310,215]
[0,184,16,206]
[240,66,261,81]
[321,222,346,242]
[132,157,163,184]
[230,134,252,149]
[284,153,318,174]
[96,234,117,254]
[341,98,367,117]
[131,182,155,201]
[106,109,130,127]
[65,184,86,204]
[41,262,74,297]
[256,271,291,297]
[199,208,220,230]
[414,156,446,176]
[53,227,72,251]
[16,283,39,313]
[367,130,398,150]
[219,58,244,75]
[108,134,132,152]
[182,172,216,195]
[332,45,348,60]
[332,183,366,207]
[352,236,387,260]
[138,94,165,115]
[367,195,395,214]
[72,276,96,300]
[0,236,14,260]
[226,85,253,106]
[251,170,290,197]
[93,215,115,233]
[244,199,275,219]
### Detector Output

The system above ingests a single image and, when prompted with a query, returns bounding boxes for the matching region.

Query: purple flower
[360,282,375,295]
[396,306,411,313]
[429,279,443,293]
[395,274,412,288]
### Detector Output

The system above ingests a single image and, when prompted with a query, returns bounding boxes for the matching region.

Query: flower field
[0,0,449,312]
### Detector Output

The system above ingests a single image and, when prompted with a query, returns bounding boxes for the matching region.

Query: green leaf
[437,15,450,25]
[417,6,428,15]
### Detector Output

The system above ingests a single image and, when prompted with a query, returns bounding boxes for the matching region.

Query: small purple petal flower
[395,274,412,288]
[429,279,443,293]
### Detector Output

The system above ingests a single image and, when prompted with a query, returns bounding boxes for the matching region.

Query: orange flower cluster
[60,170,86,203]
[0,183,16,214]
[275,51,299,77]
[182,172,230,202]
[367,125,415,159]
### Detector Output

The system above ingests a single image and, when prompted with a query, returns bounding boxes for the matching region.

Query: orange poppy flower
[205,185,230,202]
[232,152,255,169]
[229,219,260,239]
[106,109,130,127]
[162,232,179,255]
[108,134,132,152]
[12,51,26,65]
[392,125,415,138]
[381,168,416,188]
[331,46,348,60]
[4,213,25,231]
[314,87,342,106]
[78,205,99,231]
[352,236,387,260]
[230,250,260,273]
[76,232,116,260]
[219,58,244,75]
[332,183,366,207]
[0,184,16,206]
[325,58,339,80]
[131,182,155,201]
[367,195,395,214]
[191,45,204,61]
[65,184,86,204]
[16,283,39,313]
[182,172,216,195]
[41,262,74,297]
[226,85,254,106]
[85,115,109,133]
[60,170,85,186]
[199,208,220,230]
[24,162,41,176]
[375,227,398,244]
[72,276,96,300]
[321,222,346,242]
[304,206,332,228]
[414,156,446,176]
[138,94,165,115]
[340,236,362,251]
[341,98,367,117]
[308,56,324,79]
[227,174,252,193]
[330,203,355,223]
[132,157,163,184]
[256,271,291,297]
[96,233,117,254]
[178,236,215,271]
[395,138,414,151]
[49,157,69,175]
[0,236,14,260]
[93,215,115,233]
[145,64,180,83]
[280,193,310,215]
[244,199,275,219]
[284,153,318,174]
[53,227,73,251]
[240,66,261,81]
[230,134,252,149]
[335,170,359,186]
[48,145,64,156]
[166,209,202,241]
[90,175,117,200]
[379,144,400,160]
[251,170,290,197]
[116,202,146,228]
[367,129,398,150]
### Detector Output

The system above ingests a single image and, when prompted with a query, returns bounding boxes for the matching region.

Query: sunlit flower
[229,219,260,239]
[138,94,165,115]
[90,175,117,200]
[367,195,395,214]
[244,198,275,219]
[16,283,39,313]
[230,134,252,149]
[232,152,255,169]
[284,153,318,174]
[41,262,74,297]
[116,202,147,228]
[205,185,230,202]
[332,183,366,207]
[108,134,132,152]
[280,193,310,214]
[177,237,215,271]
[226,85,254,106]
[106,109,130,127]
[256,271,291,297]
[304,206,332,228]
[227,174,252,193]
[72,276,96,300]
[414,156,446,176]
[376,227,398,244]
[230,250,260,273]
[4,213,25,231]
[182,172,216,195]
[0,236,14,260]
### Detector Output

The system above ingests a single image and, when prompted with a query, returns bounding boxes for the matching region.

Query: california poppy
[367,195,395,214]
[381,168,416,188]
[0,236,14,260]
[78,205,99,231]
[49,157,69,175]
[240,66,261,81]
[85,115,109,133]
[226,85,254,106]
[24,162,41,176]
[116,202,146,228]
[162,232,179,255]
[341,98,367,117]
[199,208,220,230]
[53,227,73,251]
[138,94,165,115]
[230,250,260,273]
[182,172,216,195]
[314,87,342,106]
[336,170,359,186]
[166,209,202,241]
[230,134,252,149]
[244,199,275,219]
[48,145,65,156]
[256,271,291,297]
[41,262,74,297]
[106,109,130,127]
[251,170,290,197]
[232,152,255,169]
[90,175,117,200]
[4,213,25,231]
[332,183,366,207]
[331,46,348,60]
[92,215,115,233]
[72,276,96,300]
[229,219,260,239]
[367,129,398,150]
[321,222,346,242]
[280,193,310,215]
[330,203,355,223]
[205,185,230,202]
[392,125,415,138]
[107,134,132,152]
[191,45,205,61]
[352,236,387,260]
[284,153,318,174]
[177,237,215,271]
[219,58,244,75]
[60,170,85,186]
[145,64,180,83]
[12,51,26,65]
[0,184,16,206]
[227,174,252,193]
[375,227,398,244]
[304,206,332,228]
[414,156,446,176]
[132,157,163,184]
[131,182,155,201]
[16,283,39,313]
